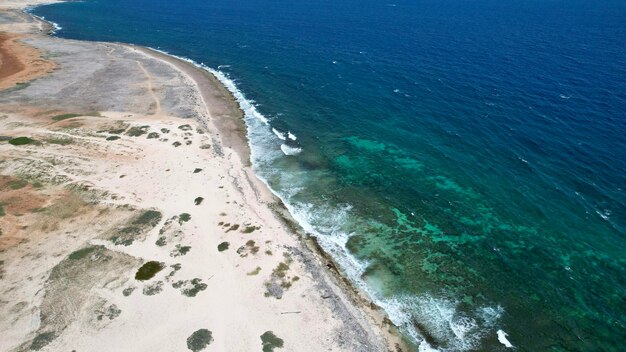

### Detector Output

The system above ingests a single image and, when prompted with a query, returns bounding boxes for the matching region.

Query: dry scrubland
[0,5,404,352]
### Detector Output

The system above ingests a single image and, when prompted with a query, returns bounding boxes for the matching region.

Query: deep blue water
[33,1,626,350]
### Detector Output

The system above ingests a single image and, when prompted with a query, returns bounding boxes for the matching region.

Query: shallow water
[33,0,626,350]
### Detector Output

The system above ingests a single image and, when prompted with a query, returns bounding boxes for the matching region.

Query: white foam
[24,8,62,34]
[287,131,297,141]
[272,128,286,140]
[144,47,504,352]
[280,144,302,156]
[497,330,514,348]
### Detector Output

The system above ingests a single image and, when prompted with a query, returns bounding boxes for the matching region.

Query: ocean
[31,0,626,350]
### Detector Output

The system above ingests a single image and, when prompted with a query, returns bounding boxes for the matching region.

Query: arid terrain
[0,4,403,352]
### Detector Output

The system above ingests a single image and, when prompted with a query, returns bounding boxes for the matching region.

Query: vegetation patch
[170,244,191,257]
[8,179,28,190]
[135,261,165,281]
[133,210,162,227]
[106,136,120,141]
[172,278,208,297]
[194,197,204,205]
[0,204,5,217]
[6,82,30,92]
[237,240,260,257]
[247,267,262,276]
[45,137,74,145]
[147,132,160,139]
[264,254,295,299]
[179,213,191,224]
[126,125,150,137]
[161,128,170,134]
[178,124,193,131]
[109,210,162,245]
[273,262,290,278]
[9,136,34,145]
[108,128,127,134]
[193,168,203,173]
[172,141,182,147]
[261,331,284,352]
[187,329,213,351]
[95,304,121,321]
[143,281,164,295]
[68,245,102,260]
[155,236,167,247]
[217,242,230,252]
[242,225,260,234]
[225,224,240,233]
[166,263,182,280]
[122,287,135,296]
[30,331,57,351]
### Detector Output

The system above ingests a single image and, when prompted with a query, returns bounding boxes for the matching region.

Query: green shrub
[68,246,101,260]
[8,179,28,189]
[187,329,212,351]
[126,126,149,137]
[133,210,162,226]
[217,242,229,252]
[261,331,284,352]
[179,213,191,224]
[8,137,34,145]
[135,261,164,281]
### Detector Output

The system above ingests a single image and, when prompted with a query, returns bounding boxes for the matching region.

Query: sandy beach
[0,2,405,352]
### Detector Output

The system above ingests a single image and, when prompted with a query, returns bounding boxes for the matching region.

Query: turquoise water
[33,1,626,350]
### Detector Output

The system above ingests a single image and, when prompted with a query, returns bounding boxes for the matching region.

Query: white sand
[0,3,404,351]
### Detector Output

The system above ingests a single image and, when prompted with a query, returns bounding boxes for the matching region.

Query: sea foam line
[146,47,505,352]
[24,7,62,34]
[22,5,445,350]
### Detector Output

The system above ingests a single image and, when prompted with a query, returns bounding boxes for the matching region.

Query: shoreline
[134,32,412,352]
[0,3,409,351]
